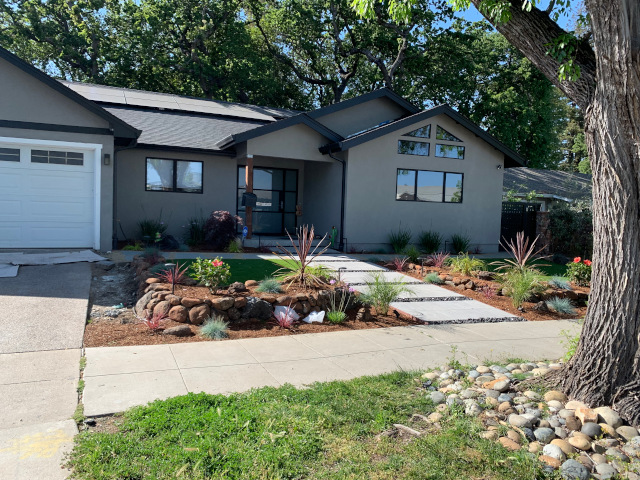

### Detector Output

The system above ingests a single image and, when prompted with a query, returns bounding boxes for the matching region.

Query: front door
[237,166,298,235]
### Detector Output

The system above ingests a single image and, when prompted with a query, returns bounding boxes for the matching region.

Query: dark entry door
[237,166,298,235]
[500,201,541,250]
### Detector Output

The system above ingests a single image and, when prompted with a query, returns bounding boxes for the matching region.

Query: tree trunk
[559,0,640,426]
[468,0,640,425]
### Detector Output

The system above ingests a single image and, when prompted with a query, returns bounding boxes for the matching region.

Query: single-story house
[503,167,592,211]
[0,47,525,253]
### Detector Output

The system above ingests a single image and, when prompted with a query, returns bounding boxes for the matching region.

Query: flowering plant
[327,283,355,324]
[189,257,231,293]
[566,258,592,286]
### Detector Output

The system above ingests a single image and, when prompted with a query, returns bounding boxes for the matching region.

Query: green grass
[483,258,568,280]
[68,372,546,479]
[169,259,285,284]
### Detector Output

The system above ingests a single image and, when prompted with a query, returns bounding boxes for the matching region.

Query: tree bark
[472,0,640,425]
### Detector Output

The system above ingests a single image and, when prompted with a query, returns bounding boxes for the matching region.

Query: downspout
[112,138,138,249]
[327,151,346,252]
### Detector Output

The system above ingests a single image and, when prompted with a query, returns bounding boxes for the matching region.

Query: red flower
[573,257,581,263]
[211,260,223,267]
[584,260,592,266]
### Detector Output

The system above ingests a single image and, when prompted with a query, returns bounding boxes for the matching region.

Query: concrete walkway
[83,320,580,416]
[0,264,90,480]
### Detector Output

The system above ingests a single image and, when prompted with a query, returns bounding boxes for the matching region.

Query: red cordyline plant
[386,257,409,272]
[272,303,298,329]
[157,261,189,294]
[492,231,548,273]
[480,284,496,299]
[137,309,165,332]
[427,252,450,269]
[275,225,329,288]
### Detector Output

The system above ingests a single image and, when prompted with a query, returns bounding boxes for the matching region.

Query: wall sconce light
[104,153,111,165]
[496,164,503,170]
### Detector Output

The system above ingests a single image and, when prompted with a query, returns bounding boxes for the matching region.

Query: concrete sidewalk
[83,320,580,416]
[0,264,90,480]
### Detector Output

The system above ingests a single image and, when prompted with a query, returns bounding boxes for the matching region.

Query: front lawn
[483,258,569,280]
[159,258,287,284]
[68,372,544,479]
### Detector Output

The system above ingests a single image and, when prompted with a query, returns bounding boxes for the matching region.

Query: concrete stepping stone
[341,271,423,285]
[390,300,522,324]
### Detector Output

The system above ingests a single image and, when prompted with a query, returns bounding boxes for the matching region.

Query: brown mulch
[394,264,588,322]
[84,309,424,347]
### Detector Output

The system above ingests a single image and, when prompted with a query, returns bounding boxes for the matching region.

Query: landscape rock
[168,305,188,323]
[565,400,589,410]
[575,407,598,424]
[211,297,235,311]
[617,426,640,442]
[135,292,154,316]
[481,431,500,441]
[245,280,259,287]
[539,455,562,468]
[594,407,623,429]
[543,444,566,461]
[228,282,247,293]
[508,414,532,429]
[163,325,192,336]
[153,300,171,318]
[181,297,203,308]
[560,459,590,480]
[146,277,161,284]
[581,422,602,438]
[595,464,617,479]
[544,391,568,403]
[551,439,575,455]
[493,379,511,393]
[429,391,446,405]
[242,297,273,321]
[498,437,520,451]
[529,441,543,453]
[189,304,211,325]
[568,436,592,451]
[535,428,556,444]
[565,415,582,431]
[234,297,247,309]
[227,307,241,322]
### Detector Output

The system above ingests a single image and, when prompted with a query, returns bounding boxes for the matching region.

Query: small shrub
[157,262,189,294]
[204,211,242,251]
[448,253,485,276]
[136,309,164,332]
[226,238,243,253]
[500,267,545,308]
[361,273,411,315]
[480,284,496,299]
[200,316,229,340]
[549,201,593,257]
[427,252,450,268]
[189,257,231,293]
[450,233,471,254]
[388,227,412,253]
[327,311,347,324]
[546,296,577,315]
[123,242,143,251]
[424,272,443,284]
[403,245,421,264]
[549,276,572,290]
[386,257,409,272]
[566,257,592,286]
[256,277,283,294]
[418,231,442,254]
[183,216,206,247]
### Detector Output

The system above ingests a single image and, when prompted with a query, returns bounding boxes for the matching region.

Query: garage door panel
[0,142,97,248]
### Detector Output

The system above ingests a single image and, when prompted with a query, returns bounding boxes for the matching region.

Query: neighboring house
[0,47,525,253]
[503,167,592,211]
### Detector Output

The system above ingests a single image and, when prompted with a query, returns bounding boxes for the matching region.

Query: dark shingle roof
[503,167,592,200]
[105,107,266,152]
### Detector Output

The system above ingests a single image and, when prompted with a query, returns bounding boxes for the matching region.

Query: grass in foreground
[156,259,285,284]
[68,372,547,479]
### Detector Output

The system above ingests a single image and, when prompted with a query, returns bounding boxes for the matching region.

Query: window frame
[397,139,430,156]
[435,143,466,159]
[395,168,464,204]
[30,149,84,166]
[145,157,204,194]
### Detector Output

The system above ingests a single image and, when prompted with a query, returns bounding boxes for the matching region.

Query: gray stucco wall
[302,160,343,238]
[247,124,333,162]
[0,58,110,128]
[343,113,505,253]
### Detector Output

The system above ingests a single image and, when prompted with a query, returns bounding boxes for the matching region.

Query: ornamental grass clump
[448,253,485,276]
[449,233,471,254]
[549,277,573,290]
[256,277,283,294]
[386,257,409,272]
[327,285,355,324]
[200,316,229,340]
[388,227,412,253]
[427,252,450,268]
[546,296,577,315]
[361,273,411,315]
[403,245,421,263]
[190,257,231,294]
[424,272,444,284]
[226,238,244,253]
[500,267,545,308]
[418,230,442,253]
[274,225,329,288]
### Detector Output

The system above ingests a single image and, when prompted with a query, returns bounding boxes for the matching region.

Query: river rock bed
[414,362,640,479]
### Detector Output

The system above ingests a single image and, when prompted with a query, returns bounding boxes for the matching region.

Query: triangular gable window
[436,126,462,142]
[402,125,431,138]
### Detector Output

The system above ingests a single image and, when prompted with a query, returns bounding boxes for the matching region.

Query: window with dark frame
[31,149,84,165]
[396,168,463,203]
[0,147,20,162]
[145,158,203,193]
[398,140,430,156]
[435,144,466,159]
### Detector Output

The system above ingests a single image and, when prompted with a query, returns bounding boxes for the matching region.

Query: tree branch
[470,0,596,109]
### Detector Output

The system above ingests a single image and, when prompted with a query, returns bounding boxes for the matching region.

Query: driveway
[0,263,90,479]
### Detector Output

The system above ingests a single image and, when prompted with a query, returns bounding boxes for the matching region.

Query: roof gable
[320,104,526,168]
[307,88,420,120]
[0,47,139,139]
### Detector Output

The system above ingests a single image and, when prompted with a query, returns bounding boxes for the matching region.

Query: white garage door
[0,140,98,248]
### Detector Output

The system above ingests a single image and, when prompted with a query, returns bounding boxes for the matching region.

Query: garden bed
[388,261,589,322]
